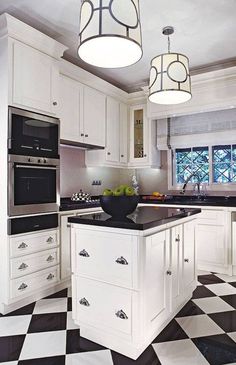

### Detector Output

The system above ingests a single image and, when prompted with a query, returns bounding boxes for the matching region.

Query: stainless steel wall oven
[8,107,60,216]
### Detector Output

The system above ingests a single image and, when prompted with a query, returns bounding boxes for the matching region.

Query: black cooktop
[60,197,100,211]
[68,206,201,230]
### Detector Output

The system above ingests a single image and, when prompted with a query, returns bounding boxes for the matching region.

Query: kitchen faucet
[180,172,201,195]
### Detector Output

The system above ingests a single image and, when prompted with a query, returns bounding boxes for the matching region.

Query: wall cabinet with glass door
[129,104,160,168]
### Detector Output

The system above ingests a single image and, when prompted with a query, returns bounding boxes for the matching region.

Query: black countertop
[68,206,201,231]
[60,197,100,211]
[140,195,236,207]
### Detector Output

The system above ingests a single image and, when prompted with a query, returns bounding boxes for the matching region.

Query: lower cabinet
[71,220,196,359]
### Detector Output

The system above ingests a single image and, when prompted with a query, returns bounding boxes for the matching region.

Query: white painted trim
[0,13,68,59]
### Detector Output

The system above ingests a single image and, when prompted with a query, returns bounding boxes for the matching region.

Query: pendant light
[149,26,192,105]
[78,0,143,68]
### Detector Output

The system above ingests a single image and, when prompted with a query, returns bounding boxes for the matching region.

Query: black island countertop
[68,206,201,231]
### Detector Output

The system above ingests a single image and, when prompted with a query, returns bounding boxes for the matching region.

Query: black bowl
[100,195,139,218]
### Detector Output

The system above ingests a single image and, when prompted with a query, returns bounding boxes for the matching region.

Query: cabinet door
[130,105,149,165]
[106,97,120,163]
[145,230,170,329]
[60,214,75,280]
[12,41,59,115]
[170,225,183,309]
[183,222,196,288]
[83,86,106,147]
[120,103,128,164]
[196,224,226,266]
[60,75,83,143]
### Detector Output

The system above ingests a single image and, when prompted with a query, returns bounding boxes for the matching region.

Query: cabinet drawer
[73,229,137,288]
[10,248,59,279]
[10,265,60,299]
[75,276,132,335]
[10,230,59,258]
[197,210,225,225]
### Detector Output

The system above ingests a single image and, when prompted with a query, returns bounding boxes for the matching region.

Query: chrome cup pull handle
[18,283,28,291]
[184,258,189,263]
[18,263,28,271]
[79,249,90,257]
[175,235,180,242]
[46,255,54,262]
[18,242,28,249]
[47,237,54,244]
[115,310,128,320]
[115,256,128,265]
[79,297,90,307]
[47,273,55,280]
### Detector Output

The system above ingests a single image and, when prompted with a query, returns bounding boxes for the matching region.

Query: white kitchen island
[68,206,201,360]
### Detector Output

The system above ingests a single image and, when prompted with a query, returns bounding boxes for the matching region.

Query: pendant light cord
[168,35,171,53]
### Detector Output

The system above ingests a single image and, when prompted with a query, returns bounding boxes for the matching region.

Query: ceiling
[0,0,236,93]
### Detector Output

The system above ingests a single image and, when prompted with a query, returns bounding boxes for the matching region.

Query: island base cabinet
[71,220,197,360]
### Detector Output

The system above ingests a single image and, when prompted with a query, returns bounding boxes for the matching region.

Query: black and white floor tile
[0,272,236,364]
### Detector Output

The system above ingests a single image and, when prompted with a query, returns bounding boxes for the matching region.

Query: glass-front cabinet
[130,104,149,165]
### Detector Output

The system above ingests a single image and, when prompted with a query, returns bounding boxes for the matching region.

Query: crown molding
[0,13,68,59]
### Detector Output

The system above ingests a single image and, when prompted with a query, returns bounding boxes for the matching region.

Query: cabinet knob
[81,133,84,137]
[18,242,28,249]
[47,273,55,281]
[107,152,111,156]
[18,263,28,271]
[53,101,58,106]
[175,235,180,243]
[116,256,128,265]
[47,236,54,244]
[121,154,124,158]
[144,154,147,157]
[115,310,128,320]
[46,255,54,262]
[18,283,28,291]
[79,297,90,307]
[166,270,172,275]
[79,249,90,257]
[184,258,189,263]
[85,134,88,138]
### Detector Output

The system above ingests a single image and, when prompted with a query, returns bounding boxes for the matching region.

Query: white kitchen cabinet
[83,86,106,147]
[71,218,196,359]
[120,103,128,164]
[60,75,83,143]
[106,97,120,163]
[11,41,60,116]
[183,222,196,288]
[86,99,129,167]
[129,104,160,168]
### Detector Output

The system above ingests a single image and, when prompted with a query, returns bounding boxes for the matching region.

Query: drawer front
[10,230,59,258]
[10,265,60,299]
[75,276,132,335]
[73,229,135,288]
[197,210,225,225]
[10,248,60,279]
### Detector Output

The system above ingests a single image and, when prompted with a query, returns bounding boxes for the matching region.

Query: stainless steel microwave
[8,107,60,159]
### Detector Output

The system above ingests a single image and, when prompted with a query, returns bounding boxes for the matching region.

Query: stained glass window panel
[213,145,231,163]
[213,163,231,183]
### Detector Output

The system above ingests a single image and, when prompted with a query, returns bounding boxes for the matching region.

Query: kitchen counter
[68,206,201,230]
[140,195,236,207]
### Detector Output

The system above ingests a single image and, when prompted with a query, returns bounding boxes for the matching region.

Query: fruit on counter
[153,191,162,197]
[103,189,113,196]
[113,187,125,196]
[125,186,135,196]
[118,184,129,194]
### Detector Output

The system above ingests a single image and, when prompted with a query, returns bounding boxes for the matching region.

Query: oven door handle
[14,164,59,170]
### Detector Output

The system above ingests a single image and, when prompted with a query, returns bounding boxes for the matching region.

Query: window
[174,144,236,185]
[175,147,209,184]
[213,145,236,183]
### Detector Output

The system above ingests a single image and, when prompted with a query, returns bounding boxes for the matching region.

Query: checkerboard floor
[1,272,236,364]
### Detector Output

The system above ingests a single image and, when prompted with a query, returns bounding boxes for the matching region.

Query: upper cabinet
[83,86,106,147]
[59,75,106,148]
[11,41,60,116]
[106,97,120,163]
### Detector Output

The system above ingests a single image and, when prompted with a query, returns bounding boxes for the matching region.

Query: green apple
[125,187,135,196]
[113,187,124,196]
[103,189,113,196]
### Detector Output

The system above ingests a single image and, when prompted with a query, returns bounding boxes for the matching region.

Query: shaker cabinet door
[83,86,106,147]
[60,75,83,143]
[12,41,59,115]
[183,221,196,288]
[106,97,120,163]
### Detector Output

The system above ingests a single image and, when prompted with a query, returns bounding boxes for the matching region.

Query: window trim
[168,144,236,192]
